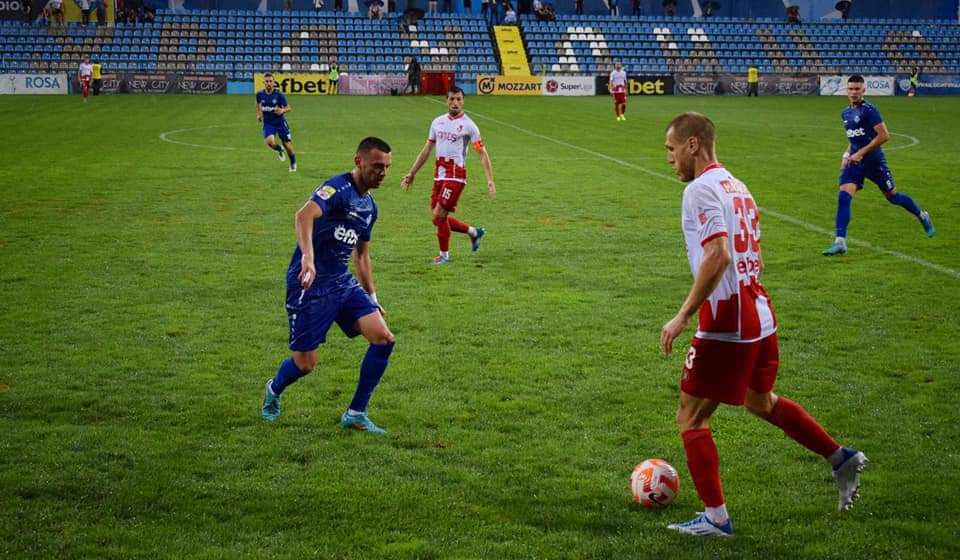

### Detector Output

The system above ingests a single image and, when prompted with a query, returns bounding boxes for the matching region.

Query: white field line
[433,99,956,280]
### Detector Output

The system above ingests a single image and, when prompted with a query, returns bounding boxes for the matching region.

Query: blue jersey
[287,173,378,293]
[256,89,289,128]
[842,101,885,160]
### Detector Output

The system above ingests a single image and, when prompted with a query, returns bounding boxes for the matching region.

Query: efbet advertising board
[595,75,674,96]
[0,73,68,94]
[476,75,542,96]
[255,73,333,95]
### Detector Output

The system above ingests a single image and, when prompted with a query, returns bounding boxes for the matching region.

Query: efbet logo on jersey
[846,128,867,138]
[334,225,359,246]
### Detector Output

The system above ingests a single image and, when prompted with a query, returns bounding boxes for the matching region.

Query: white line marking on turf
[434,100,956,280]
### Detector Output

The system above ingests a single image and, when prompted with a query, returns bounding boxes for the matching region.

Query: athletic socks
[288,151,297,167]
[448,216,470,234]
[705,504,729,526]
[270,357,307,395]
[348,342,395,413]
[887,192,922,218]
[836,191,853,238]
[272,144,284,154]
[766,397,840,458]
[681,428,726,508]
[433,215,451,252]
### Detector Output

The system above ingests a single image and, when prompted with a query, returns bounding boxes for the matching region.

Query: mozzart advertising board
[595,75,674,96]
[476,75,543,96]
[820,75,895,96]
[255,73,333,95]
[0,73,68,94]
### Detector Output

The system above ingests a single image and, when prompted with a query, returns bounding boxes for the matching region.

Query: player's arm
[841,142,852,168]
[353,240,384,315]
[295,200,322,289]
[255,97,262,123]
[476,142,496,198]
[660,236,731,355]
[400,140,434,190]
[849,123,889,165]
[276,103,291,115]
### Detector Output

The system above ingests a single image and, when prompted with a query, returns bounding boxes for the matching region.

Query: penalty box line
[431,99,957,280]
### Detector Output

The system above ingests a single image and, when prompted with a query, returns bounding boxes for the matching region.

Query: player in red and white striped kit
[78,55,93,102]
[659,112,867,537]
[400,87,496,265]
[609,63,627,121]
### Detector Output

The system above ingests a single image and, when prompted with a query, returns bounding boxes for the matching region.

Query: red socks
[681,428,725,507]
[766,397,840,458]
[447,216,470,234]
[432,215,451,252]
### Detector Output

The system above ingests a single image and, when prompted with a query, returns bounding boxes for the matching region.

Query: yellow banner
[254,73,333,95]
[493,26,530,76]
[476,75,542,96]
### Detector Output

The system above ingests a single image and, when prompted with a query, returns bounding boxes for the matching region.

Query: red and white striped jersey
[428,112,481,183]
[681,163,777,343]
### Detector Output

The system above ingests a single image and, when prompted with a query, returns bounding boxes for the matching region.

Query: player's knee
[371,331,395,346]
[676,406,710,431]
[745,391,777,418]
[431,214,446,227]
[292,353,317,373]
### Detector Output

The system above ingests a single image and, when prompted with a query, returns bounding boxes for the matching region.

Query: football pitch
[1,93,959,559]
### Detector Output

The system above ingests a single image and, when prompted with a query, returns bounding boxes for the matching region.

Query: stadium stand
[0,10,499,80]
[1,11,958,80]
[523,15,960,76]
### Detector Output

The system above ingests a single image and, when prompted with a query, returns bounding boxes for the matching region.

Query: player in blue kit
[261,137,396,433]
[255,73,297,172]
[822,75,935,256]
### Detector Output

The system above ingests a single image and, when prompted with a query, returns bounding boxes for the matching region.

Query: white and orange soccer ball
[630,459,679,508]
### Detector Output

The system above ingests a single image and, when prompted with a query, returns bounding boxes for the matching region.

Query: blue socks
[270,357,307,395]
[836,191,853,238]
[272,144,284,154]
[887,192,922,218]
[349,342,395,413]
[288,151,297,166]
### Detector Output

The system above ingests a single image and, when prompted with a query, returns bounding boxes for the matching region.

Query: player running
[255,73,297,172]
[77,55,93,103]
[822,75,934,256]
[400,86,496,265]
[660,112,867,537]
[260,137,396,433]
[609,62,627,121]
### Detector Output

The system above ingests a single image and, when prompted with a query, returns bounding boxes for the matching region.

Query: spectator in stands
[94,0,106,24]
[787,5,801,24]
[314,0,324,11]
[369,0,383,20]
[334,0,343,11]
[607,0,619,16]
[444,0,453,13]
[533,0,554,21]
[632,0,640,15]
[428,0,437,14]
[140,4,155,23]
[21,0,32,23]
[663,0,676,16]
[503,2,517,24]
[75,0,92,24]
[575,0,583,15]
[481,0,493,24]
[747,65,759,96]
[44,0,64,26]
[405,57,421,95]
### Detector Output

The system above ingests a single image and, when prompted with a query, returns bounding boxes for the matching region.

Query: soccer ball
[631,459,679,508]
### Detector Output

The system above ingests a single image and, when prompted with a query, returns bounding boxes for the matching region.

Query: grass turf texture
[1,94,958,559]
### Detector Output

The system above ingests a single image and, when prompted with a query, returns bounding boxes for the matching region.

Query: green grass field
[1,93,959,559]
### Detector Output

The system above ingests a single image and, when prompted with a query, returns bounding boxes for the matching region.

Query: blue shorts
[839,159,895,193]
[263,121,291,142]
[285,277,379,352]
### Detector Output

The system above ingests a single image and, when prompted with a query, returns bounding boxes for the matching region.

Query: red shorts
[431,180,465,212]
[680,333,779,405]
[614,92,626,104]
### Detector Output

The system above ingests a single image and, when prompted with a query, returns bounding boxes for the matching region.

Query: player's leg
[823,178,859,256]
[619,100,627,120]
[873,166,934,237]
[281,130,296,171]
[667,338,744,537]
[667,391,733,537]
[446,215,484,251]
[431,203,452,264]
[261,288,337,422]
[336,289,396,433]
[264,133,286,161]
